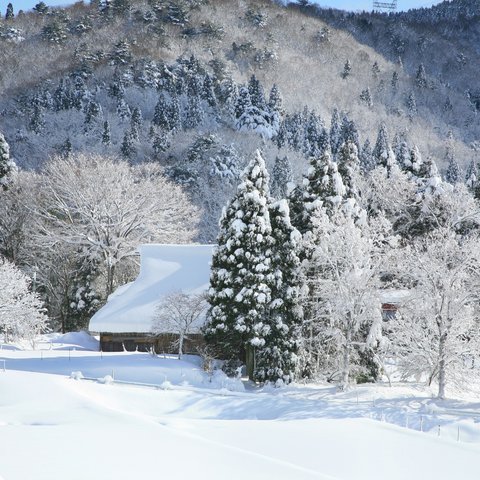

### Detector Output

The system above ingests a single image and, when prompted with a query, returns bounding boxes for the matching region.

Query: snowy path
[2,368,480,480]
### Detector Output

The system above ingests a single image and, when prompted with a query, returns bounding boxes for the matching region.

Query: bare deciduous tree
[386,228,480,399]
[305,210,386,388]
[32,154,199,296]
[152,292,207,359]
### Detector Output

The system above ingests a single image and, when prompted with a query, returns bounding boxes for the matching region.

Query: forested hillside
[1,0,480,339]
[1,0,479,177]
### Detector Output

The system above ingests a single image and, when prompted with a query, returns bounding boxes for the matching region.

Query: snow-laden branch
[30,154,200,295]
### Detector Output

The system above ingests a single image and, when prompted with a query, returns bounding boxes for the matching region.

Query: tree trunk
[246,344,255,381]
[178,333,184,360]
[341,329,352,389]
[107,263,115,297]
[342,344,350,389]
[438,332,447,399]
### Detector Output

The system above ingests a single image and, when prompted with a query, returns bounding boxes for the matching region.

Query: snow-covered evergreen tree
[102,120,111,146]
[329,108,342,157]
[268,83,283,115]
[445,133,460,184]
[152,131,170,155]
[360,87,373,108]
[360,139,375,173]
[402,145,423,176]
[391,71,399,93]
[415,63,428,89]
[169,95,181,132]
[248,75,267,111]
[255,199,303,384]
[29,104,45,134]
[236,80,274,138]
[393,135,410,172]
[406,91,418,120]
[287,185,306,236]
[303,150,346,224]
[84,101,102,131]
[130,107,142,141]
[202,74,217,108]
[116,98,131,123]
[209,144,241,183]
[271,156,293,200]
[339,115,360,153]
[205,150,275,380]
[0,133,14,189]
[120,131,135,158]
[341,59,352,79]
[336,141,365,221]
[110,39,132,66]
[153,94,170,130]
[268,83,283,135]
[465,159,480,198]
[304,111,328,157]
[108,69,125,99]
[372,123,390,168]
[218,77,238,119]
[183,95,204,130]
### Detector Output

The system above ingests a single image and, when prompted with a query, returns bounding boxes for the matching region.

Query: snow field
[2,333,480,479]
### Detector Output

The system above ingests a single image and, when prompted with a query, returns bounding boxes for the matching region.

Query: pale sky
[8,0,445,14]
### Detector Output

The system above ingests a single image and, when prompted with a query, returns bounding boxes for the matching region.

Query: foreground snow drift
[1,369,480,480]
[2,341,480,480]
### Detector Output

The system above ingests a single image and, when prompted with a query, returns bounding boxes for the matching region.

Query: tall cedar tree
[205,151,275,380]
[153,94,170,130]
[372,123,389,168]
[360,139,375,173]
[0,133,13,189]
[254,200,303,384]
[329,108,342,157]
[465,159,480,198]
[337,141,360,201]
[271,156,293,199]
[102,121,111,146]
[303,150,346,226]
[5,3,14,19]
[445,135,460,184]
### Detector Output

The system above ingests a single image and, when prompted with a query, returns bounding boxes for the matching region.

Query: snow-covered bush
[0,258,48,347]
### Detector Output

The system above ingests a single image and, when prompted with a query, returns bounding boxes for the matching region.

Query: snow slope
[1,368,480,480]
[2,340,480,480]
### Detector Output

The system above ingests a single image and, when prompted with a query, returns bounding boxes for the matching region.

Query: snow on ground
[1,334,480,480]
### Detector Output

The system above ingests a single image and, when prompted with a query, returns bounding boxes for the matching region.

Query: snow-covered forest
[1,0,480,398]
[204,139,480,399]
[3,1,480,478]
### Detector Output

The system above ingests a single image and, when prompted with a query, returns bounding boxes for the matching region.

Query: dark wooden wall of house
[99,333,205,354]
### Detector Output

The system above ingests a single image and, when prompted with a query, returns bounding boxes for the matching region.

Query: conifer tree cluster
[205,150,302,384]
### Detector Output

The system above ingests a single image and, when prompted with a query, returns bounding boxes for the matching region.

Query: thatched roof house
[89,244,214,352]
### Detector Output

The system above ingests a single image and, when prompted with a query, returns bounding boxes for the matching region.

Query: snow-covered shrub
[0,258,48,348]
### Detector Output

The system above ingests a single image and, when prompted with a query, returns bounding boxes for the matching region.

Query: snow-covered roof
[89,244,214,334]
[379,289,410,304]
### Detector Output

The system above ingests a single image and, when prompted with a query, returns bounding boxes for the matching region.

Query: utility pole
[373,0,398,13]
